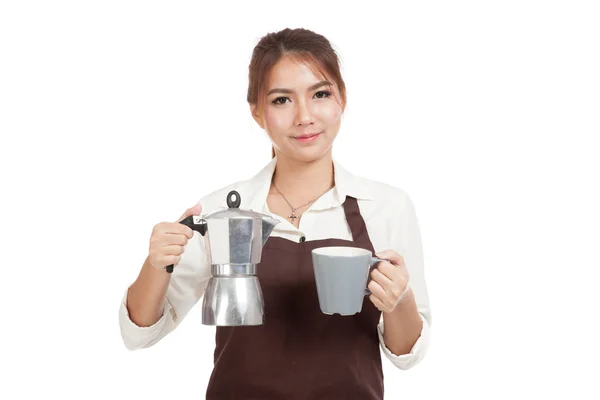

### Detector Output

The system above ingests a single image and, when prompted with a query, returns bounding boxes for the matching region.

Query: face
[251,56,345,163]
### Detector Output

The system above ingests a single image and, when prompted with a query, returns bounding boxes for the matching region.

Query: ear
[250,104,265,129]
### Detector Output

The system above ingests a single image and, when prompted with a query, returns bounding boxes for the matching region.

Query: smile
[294,132,322,142]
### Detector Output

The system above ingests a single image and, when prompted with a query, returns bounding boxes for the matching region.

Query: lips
[295,132,321,139]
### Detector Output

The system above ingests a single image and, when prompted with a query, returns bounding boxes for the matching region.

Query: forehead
[266,56,329,90]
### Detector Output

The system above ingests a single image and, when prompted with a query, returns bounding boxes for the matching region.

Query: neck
[271,152,335,203]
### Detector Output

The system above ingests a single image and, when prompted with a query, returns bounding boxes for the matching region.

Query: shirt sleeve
[118,231,212,350]
[378,191,432,370]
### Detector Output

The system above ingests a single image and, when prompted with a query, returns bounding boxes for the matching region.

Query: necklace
[272,182,330,223]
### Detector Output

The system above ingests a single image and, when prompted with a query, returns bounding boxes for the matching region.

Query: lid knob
[227,190,241,209]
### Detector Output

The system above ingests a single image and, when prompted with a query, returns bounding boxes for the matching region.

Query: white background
[1,1,599,399]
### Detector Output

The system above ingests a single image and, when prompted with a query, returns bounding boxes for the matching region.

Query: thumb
[176,202,203,222]
[375,250,404,267]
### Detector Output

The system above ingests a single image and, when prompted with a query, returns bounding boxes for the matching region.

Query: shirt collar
[332,158,375,205]
[241,156,375,214]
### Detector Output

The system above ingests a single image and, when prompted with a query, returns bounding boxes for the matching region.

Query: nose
[294,100,314,126]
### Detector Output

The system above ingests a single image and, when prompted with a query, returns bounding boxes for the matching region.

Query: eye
[272,97,289,105]
[315,90,331,99]
[271,90,331,105]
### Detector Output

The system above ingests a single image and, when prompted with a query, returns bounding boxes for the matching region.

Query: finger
[161,244,185,256]
[154,232,188,246]
[159,222,194,239]
[371,267,395,292]
[176,202,203,222]
[369,294,385,312]
[376,261,401,281]
[367,279,387,300]
[157,254,181,267]
[375,250,405,267]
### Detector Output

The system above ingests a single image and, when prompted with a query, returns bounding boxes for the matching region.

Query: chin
[284,145,333,164]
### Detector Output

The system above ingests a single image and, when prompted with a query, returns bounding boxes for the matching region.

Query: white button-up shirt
[119,157,432,370]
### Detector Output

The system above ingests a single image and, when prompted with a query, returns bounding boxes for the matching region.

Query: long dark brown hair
[246,28,347,158]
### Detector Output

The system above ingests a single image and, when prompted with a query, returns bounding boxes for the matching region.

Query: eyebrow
[266,80,333,96]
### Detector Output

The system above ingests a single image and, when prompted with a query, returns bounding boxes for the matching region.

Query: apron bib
[206,196,384,399]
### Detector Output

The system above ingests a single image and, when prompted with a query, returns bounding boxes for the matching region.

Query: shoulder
[350,174,419,251]
[335,160,411,210]
[194,180,249,214]
[194,174,269,215]
[349,171,413,215]
[196,158,276,214]
[367,177,411,204]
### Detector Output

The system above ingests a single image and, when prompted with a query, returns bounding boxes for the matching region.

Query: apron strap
[342,196,374,250]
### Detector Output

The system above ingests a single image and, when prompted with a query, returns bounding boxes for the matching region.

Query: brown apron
[205,196,384,399]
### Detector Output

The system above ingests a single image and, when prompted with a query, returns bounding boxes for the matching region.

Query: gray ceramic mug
[311,246,385,315]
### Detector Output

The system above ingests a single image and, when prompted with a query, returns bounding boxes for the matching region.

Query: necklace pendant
[289,213,298,221]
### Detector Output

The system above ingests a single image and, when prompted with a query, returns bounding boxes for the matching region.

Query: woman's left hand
[367,250,410,313]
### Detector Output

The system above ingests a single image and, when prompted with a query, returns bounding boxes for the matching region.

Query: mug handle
[365,257,386,296]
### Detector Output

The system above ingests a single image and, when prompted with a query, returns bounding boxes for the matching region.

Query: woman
[119,28,432,399]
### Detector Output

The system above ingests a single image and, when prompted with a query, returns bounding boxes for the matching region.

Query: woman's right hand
[148,203,203,270]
